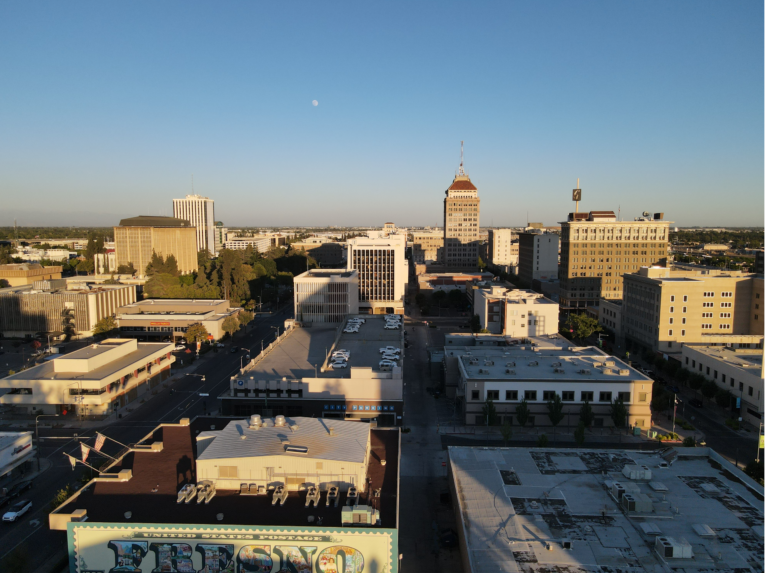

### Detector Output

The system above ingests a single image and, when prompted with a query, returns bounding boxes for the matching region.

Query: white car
[174,344,186,351]
[380,347,399,354]
[381,353,399,361]
[379,359,397,369]
[384,324,399,330]
[216,343,226,348]
[331,355,348,362]
[343,329,359,334]
[332,351,350,358]
[3,500,31,522]
[334,349,350,355]
[331,362,348,369]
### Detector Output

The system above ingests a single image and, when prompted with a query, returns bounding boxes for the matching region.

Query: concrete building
[599,298,623,335]
[448,446,764,573]
[12,248,75,263]
[116,299,239,341]
[347,234,407,314]
[622,267,764,355]
[93,252,116,275]
[418,272,495,296]
[0,263,62,287]
[0,432,34,483]
[473,286,559,336]
[487,229,513,267]
[214,221,227,254]
[294,269,359,324]
[681,339,764,427]
[443,157,480,270]
[411,230,444,264]
[447,338,653,427]
[0,282,136,338]
[114,216,198,277]
[221,315,403,425]
[173,194,216,255]
[49,417,399,573]
[559,210,671,309]
[224,236,271,252]
[291,239,345,267]
[0,338,174,416]
[518,231,559,286]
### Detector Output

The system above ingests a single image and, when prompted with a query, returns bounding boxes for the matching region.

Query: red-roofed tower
[443,142,480,269]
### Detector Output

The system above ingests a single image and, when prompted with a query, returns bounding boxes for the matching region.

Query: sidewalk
[437,423,664,446]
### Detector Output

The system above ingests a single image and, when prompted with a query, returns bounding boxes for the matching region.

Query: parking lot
[334,315,404,372]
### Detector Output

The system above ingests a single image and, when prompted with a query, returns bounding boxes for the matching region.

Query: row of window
[472,389,642,403]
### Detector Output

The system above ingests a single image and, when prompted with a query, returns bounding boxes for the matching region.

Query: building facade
[622,267,764,355]
[599,298,623,335]
[473,286,560,336]
[116,299,239,341]
[0,263,63,287]
[559,211,671,309]
[443,162,480,270]
[518,232,559,286]
[173,194,216,255]
[411,231,444,264]
[347,234,407,314]
[114,216,198,277]
[294,269,359,323]
[292,239,345,267]
[487,229,513,267]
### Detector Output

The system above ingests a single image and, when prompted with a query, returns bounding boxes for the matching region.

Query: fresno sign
[69,524,396,573]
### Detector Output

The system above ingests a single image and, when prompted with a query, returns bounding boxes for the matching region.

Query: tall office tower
[443,144,480,269]
[558,194,671,309]
[113,216,198,277]
[518,231,559,286]
[173,194,216,255]
[347,234,408,314]
[487,229,512,267]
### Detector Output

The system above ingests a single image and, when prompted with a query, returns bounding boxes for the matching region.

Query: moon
[312,100,318,107]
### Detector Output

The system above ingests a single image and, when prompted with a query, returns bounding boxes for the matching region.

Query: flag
[81,442,90,463]
[94,433,106,452]
[67,454,77,470]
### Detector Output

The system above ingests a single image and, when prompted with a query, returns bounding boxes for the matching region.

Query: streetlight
[36,414,59,471]
[272,326,280,340]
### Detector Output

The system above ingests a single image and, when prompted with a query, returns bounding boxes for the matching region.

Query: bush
[675,368,690,383]
[744,460,764,486]
[701,380,718,399]
[536,434,549,447]
[682,436,696,447]
[664,360,679,376]
[51,484,76,510]
[660,432,680,441]
[715,389,732,409]
[725,418,740,431]
[674,418,695,431]
[688,374,704,391]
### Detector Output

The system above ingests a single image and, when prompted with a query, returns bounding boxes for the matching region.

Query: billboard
[68,523,397,573]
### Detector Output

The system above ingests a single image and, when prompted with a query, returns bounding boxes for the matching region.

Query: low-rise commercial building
[292,238,345,267]
[294,269,359,324]
[225,234,287,253]
[518,231,559,286]
[116,299,239,341]
[12,248,75,263]
[0,432,34,483]
[221,316,403,425]
[0,338,174,416]
[114,216,198,277]
[449,446,763,573]
[0,282,137,338]
[0,263,63,287]
[50,416,399,573]
[599,298,623,335]
[447,338,653,427]
[473,286,559,336]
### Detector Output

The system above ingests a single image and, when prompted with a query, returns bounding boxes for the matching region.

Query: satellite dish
[642,211,650,217]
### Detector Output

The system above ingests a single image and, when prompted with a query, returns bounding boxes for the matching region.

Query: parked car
[688,398,703,408]
[6,480,33,499]
[331,362,348,369]
[331,355,348,362]
[3,499,31,522]
[230,347,238,353]
[384,324,399,330]
[380,347,399,354]
[216,343,226,348]
[379,360,397,370]
[174,344,186,351]
[381,353,399,361]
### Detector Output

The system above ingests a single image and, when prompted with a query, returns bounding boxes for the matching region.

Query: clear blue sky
[0,1,763,228]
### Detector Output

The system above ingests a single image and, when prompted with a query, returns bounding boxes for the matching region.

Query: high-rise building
[213,221,227,254]
[114,216,198,277]
[518,231,559,286]
[443,146,480,269]
[487,229,512,267]
[347,234,407,314]
[294,269,360,323]
[411,230,444,264]
[173,194,216,255]
[559,208,671,309]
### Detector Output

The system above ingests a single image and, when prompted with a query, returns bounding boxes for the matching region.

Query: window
[703,302,714,308]
[721,292,732,297]
[720,312,731,318]
[703,291,714,297]
[618,392,631,403]
[702,324,712,329]
[487,390,499,400]
[524,390,537,401]
[682,318,686,324]
[562,391,575,401]
[218,466,238,478]
[599,391,612,402]
[581,391,594,402]
[639,392,647,402]
[706,366,710,375]
[669,318,674,324]
[748,386,753,396]
[719,324,730,330]
[714,370,718,380]
[739,382,743,391]
[670,295,675,302]
[683,295,688,302]
[681,330,686,336]
[682,306,687,313]
[471,390,479,401]
[505,390,518,401]
[668,329,673,336]
[543,391,556,401]
[721,302,732,308]
[669,307,674,313]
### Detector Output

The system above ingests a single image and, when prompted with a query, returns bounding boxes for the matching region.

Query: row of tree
[671,230,763,249]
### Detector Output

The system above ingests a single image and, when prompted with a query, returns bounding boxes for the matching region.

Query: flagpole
[82,443,118,462]
[98,433,129,450]
[64,453,102,474]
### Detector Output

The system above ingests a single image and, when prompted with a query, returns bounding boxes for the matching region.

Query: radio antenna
[458,141,465,176]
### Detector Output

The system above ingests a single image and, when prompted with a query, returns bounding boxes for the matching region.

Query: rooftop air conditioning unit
[619,369,630,376]
[622,464,653,480]
[249,415,262,429]
[602,368,612,375]
[655,537,693,559]
[605,360,615,366]
[275,415,286,427]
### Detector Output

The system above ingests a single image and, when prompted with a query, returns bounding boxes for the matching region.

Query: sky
[0,1,763,228]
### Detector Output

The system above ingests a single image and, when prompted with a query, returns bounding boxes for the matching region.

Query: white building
[599,298,623,336]
[173,194,216,255]
[93,252,117,275]
[473,286,559,336]
[518,231,559,285]
[224,237,272,253]
[347,234,408,314]
[487,229,513,267]
[0,432,34,481]
[294,269,360,323]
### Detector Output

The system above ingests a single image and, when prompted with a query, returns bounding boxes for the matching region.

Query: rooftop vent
[285,445,309,454]
[274,415,286,427]
[249,415,262,429]
[329,427,336,436]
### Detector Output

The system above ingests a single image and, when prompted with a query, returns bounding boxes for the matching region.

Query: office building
[214,221,227,254]
[448,446,763,573]
[0,263,62,287]
[0,432,34,483]
[294,269,359,323]
[0,338,174,416]
[173,194,216,255]
[221,315,403,424]
[347,234,407,314]
[49,417,399,573]
[114,216,198,277]
[225,234,286,253]
[116,299,240,341]
[0,282,136,338]
[755,249,764,274]
[622,267,764,355]
[12,248,75,263]
[473,286,559,336]
[418,271,494,296]
[411,230,444,264]
[93,252,117,275]
[598,298,623,335]
[559,210,671,309]
[518,231,559,286]
[291,238,345,267]
[446,338,653,427]
[487,229,513,267]
[443,156,480,270]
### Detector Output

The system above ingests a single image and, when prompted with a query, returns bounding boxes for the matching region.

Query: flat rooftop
[296,269,356,278]
[54,418,398,529]
[451,345,650,383]
[450,446,763,573]
[688,346,764,373]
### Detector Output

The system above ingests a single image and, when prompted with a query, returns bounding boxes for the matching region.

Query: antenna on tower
[458,141,465,176]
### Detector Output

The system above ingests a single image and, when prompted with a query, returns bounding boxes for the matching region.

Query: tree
[546,394,564,440]
[701,380,718,400]
[500,420,512,445]
[238,310,254,330]
[564,313,602,343]
[478,256,487,270]
[117,262,136,275]
[31,340,42,351]
[574,421,586,446]
[579,400,594,428]
[164,254,180,277]
[663,359,679,377]
[482,398,498,426]
[0,279,9,288]
[682,436,696,447]
[470,314,481,333]
[76,259,94,275]
[222,316,240,338]
[51,483,76,510]
[515,399,530,428]
[688,374,704,391]
[744,459,764,486]
[184,323,209,345]
[715,389,732,409]
[448,289,465,308]
[536,434,549,447]
[674,367,690,383]
[93,316,118,338]
[431,290,447,307]
[610,397,628,432]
